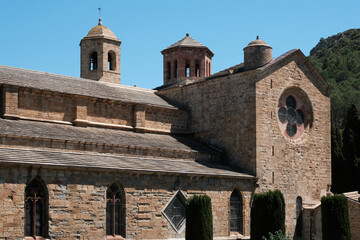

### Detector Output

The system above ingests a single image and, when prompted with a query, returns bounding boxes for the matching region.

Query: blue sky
[0,1,359,89]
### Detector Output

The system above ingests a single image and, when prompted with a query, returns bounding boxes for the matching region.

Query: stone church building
[0,18,332,240]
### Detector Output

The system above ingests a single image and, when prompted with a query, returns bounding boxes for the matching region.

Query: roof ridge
[0,65,157,94]
[101,81,156,93]
[0,64,178,108]
[0,64,93,83]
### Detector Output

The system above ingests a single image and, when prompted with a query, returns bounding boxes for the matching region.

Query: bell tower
[80,18,122,84]
[161,33,214,86]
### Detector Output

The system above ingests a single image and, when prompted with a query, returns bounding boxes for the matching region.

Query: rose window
[278,95,305,139]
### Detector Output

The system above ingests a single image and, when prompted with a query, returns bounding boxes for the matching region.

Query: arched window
[25,177,48,238]
[106,183,125,237]
[90,52,98,70]
[108,51,116,71]
[205,61,209,77]
[230,190,243,233]
[195,62,200,77]
[167,61,171,80]
[295,196,303,237]
[185,62,190,77]
[174,60,178,78]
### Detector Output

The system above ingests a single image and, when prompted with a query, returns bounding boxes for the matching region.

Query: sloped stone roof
[246,39,271,48]
[0,118,216,154]
[344,191,360,202]
[163,34,209,50]
[0,65,177,109]
[0,147,254,179]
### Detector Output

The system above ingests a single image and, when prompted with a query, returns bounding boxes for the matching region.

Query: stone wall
[158,52,331,237]
[162,47,213,85]
[255,56,331,233]
[0,165,254,239]
[302,205,322,240]
[144,106,188,133]
[18,88,76,122]
[86,100,133,126]
[158,72,258,174]
[80,38,121,84]
[1,85,188,134]
[348,199,360,239]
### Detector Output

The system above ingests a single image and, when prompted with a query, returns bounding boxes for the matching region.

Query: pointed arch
[24,176,49,238]
[106,183,125,237]
[230,189,243,234]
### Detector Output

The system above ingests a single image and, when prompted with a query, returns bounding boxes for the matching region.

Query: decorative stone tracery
[277,91,308,140]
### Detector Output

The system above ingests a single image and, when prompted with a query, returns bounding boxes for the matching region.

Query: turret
[80,18,122,84]
[244,36,272,70]
[161,33,214,86]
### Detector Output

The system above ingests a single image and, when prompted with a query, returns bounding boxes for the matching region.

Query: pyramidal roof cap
[163,33,210,51]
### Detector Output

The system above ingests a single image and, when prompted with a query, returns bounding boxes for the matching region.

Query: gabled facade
[158,41,332,239]
[0,19,332,240]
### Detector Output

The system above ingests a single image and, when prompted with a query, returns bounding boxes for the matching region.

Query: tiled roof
[0,118,217,154]
[0,65,177,109]
[0,147,254,179]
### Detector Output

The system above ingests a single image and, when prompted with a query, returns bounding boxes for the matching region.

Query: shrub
[262,230,291,240]
[251,190,285,240]
[321,195,351,240]
[185,195,213,240]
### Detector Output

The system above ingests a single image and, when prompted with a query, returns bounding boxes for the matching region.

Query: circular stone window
[277,93,306,139]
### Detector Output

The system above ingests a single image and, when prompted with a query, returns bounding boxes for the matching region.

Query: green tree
[331,114,345,193]
[321,195,351,240]
[185,195,213,240]
[342,104,360,192]
[250,190,285,240]
[262,230,291,240]
[308,29,360,126]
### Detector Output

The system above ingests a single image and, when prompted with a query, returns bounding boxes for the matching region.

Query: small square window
[162,191,187,233]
